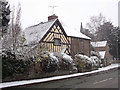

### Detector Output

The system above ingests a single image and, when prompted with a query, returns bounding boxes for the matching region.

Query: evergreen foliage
[0,0,10,35]
[2,50,26,79]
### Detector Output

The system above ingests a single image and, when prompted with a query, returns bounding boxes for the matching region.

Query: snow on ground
[0,64,119,88]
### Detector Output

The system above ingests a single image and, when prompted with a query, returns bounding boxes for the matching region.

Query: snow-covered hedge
[75,54,95,72]
[53,51,77,71]
[2,50,33,79]
[90,56,101,67]
[74,54,102,72]
[47,52,59,72]
[61,53,77,71]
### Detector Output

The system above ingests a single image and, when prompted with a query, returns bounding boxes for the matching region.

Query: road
[18,68,119,89]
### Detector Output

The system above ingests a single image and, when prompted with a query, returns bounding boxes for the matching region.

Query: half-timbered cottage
[24,14,91,58]
[91,41,112,66]
[24,14,71,54]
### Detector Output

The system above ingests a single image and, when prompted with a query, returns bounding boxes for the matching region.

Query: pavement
[22,68,119,88]
[0,63,119,88]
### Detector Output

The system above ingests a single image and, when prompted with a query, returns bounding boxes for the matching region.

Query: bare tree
[2,2,22,51]
[11,3,21,51]
[86,13,106,36]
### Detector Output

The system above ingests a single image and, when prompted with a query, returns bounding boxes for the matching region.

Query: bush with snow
[91,51,100,57]
[2,50,34,79]
[62,53,77,71]
[74,54,93,72]
[62,53,73,64]
[90,51,101,67]
[47,52,59,72]
[90,56,101,67]
[53,50,76,71]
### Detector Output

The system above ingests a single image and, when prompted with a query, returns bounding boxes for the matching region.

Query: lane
[93,78,113,84]
[92,77,118,88]
[71,69,119,88]
[19,69,119,88]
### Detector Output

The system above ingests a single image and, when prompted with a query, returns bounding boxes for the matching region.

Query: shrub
[2,50,35,79]
[2,50,25,78]
[47,53,59,72]
[74,54,93,72]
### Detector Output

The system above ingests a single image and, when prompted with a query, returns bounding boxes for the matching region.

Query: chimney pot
[48,14,58,21]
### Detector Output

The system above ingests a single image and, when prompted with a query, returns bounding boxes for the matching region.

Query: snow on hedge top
[91,41,107,47]
[64,26,91,40]
[62,53,73,63]
[99,51,106,59]
[24,19,57,45]
[75,54,92,62]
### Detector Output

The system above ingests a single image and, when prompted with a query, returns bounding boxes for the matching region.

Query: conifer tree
[0,0,10,37]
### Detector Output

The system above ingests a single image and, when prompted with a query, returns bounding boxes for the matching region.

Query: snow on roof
[64,26,91,40]
[24,19,57,45]
[91,41,107,47]
[23,19,91,45]
[99,51,106,59]
[0,0,6,2]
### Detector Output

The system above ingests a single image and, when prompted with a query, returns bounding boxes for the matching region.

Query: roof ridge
[23,18,57,45]
[25,19,58,30]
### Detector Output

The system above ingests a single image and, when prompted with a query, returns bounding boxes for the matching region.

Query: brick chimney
[48,14,58,21]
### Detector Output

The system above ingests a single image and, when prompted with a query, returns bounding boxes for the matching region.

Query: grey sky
[118,1,120,27]
[8,0,119,30]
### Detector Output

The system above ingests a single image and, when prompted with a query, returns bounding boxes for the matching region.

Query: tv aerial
[49,6,58,15]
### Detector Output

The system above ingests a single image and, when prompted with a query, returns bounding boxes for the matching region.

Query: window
[54,38,61,46]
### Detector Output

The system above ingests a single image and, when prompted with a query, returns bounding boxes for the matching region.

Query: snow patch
[75,54,92,62]
[91,41,107,47]
[99,51,106,59]
[49,52,59,65]
[64,26,91,40]
[62,54,73,64]
[90,56,101,67]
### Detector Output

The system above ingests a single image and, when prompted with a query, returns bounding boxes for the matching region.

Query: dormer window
[54,38,61,46]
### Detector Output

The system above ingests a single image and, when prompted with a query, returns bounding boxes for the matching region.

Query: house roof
[99,51,106,59]
[64,26,91,40]
[24,18,91,45]
[91,41,107,48]
[0,0,6,2]
[24,19,57,45]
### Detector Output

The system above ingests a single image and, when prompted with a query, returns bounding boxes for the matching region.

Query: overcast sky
[8,0,119,30]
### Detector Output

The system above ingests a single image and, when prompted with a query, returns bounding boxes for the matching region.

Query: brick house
[91,41,112,66]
